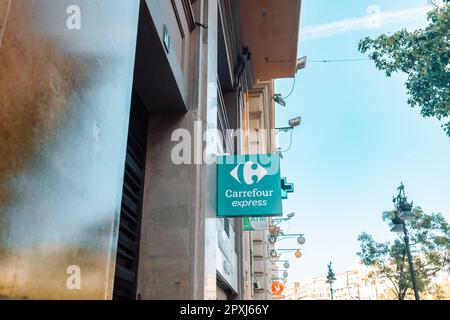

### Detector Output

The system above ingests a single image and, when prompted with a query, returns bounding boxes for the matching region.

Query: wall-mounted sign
[243,217,268,231]
[281,177,294,199]
[272,281,285,295]
[163,24,170,53]
[217,154,282,217]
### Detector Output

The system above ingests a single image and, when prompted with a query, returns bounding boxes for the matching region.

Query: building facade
[243,80,277,300]
[297,261,450,300]
[0,0,301,300]
[298,261,398,300]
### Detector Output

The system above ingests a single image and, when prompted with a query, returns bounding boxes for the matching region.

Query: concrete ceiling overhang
[240,0,301,80]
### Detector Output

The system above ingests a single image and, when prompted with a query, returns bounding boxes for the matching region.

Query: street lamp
[326,261,336,300]
[388,183,420,300]
[390,217,404,233]
[296,56,307,72]
[275,117,302,157]
[273,260,291,269]
[269,248,303,260]
[271,268,289,278]
[271,212,295,225]
[276,117,302,133]
[268,233,306,245]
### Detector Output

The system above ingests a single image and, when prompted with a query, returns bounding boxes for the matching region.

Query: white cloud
[301,5,433,41]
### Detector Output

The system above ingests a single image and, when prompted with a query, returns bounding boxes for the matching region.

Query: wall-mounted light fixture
[271,212,295,225]
[276,116,302,133]
[273,94,286,107]
[296,56,307,72]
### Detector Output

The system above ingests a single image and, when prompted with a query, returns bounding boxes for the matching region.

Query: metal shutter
[113,90,148,300]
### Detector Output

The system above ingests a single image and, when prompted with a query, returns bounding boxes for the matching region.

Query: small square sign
[163,25,170,53]
[217,154,282,217]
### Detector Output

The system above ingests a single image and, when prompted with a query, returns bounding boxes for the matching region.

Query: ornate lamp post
[388,183,420,300]
[326,261,336,300]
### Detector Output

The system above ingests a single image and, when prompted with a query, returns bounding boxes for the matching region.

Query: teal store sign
[217,154,282,217]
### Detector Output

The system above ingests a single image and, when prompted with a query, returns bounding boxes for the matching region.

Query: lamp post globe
[400,210,416,222]
[390,217,404,234]
[390,223,404,233]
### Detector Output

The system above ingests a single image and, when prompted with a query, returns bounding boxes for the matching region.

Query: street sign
[217,154,282,217]
[243,217,268,231]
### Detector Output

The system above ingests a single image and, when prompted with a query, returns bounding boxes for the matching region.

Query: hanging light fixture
[297,235,306,245]
[390,217,404,234]
[400,210,416,222]
[273,94,286,107]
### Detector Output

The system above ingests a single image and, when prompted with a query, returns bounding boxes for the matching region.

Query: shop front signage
[217,154,282,217]
[242,217,269,231]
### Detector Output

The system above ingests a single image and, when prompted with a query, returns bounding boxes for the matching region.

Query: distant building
[298,261,394,300]
[297,261,450,300]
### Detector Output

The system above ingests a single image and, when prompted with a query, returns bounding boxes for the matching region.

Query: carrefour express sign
[217,154,282,217]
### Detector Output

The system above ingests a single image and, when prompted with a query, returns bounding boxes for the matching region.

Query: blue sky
[275,0,450,285]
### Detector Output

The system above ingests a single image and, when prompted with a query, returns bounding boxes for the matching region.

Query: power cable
[280,129,294,153]
[279,58,370,100]
[282,76,296,100]
[309,58,371,63]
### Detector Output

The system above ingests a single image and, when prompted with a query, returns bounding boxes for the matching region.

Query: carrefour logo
[217,154,282,217]
[230,161,268,185]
